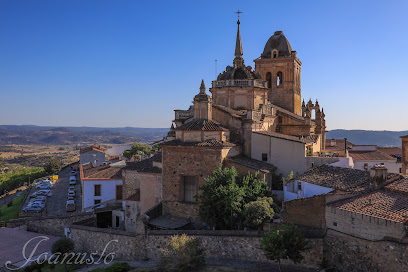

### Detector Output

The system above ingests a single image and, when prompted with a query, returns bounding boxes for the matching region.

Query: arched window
[277,71,283,86]
[266,72,272,88]
[272,49,278,59]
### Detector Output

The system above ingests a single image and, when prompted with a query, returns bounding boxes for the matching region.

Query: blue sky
[0,0,407,130]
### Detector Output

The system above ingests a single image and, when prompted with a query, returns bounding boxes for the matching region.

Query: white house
[284,165,371,201]
[79,144,106,166]
[251,131,338,177]
[349,145,402,174]
[79,163,124,210]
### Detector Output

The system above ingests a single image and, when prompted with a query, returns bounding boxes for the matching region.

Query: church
[159,16,334,219]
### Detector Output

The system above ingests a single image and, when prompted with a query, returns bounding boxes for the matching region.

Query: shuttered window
[183,176,197,202]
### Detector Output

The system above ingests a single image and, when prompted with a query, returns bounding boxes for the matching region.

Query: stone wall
[68,226,323,269]
[324,229,408,272]
[326,206,406,241]
[7,213,94,236]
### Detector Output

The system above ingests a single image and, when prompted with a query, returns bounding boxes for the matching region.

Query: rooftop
[261,31,293,59]
[162,139,235,147]
[174,119,226,131]
[329,178,408,224]
[81,163,122,180]
[296,165,371,193]
[348,150,395,161]
[377,147,402,156]
[124,153,162,173]
[325,139,354,151]
[79,144,106,154]
[226,155,276,173]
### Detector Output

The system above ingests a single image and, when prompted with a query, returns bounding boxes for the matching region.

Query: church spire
[233,10,244,68]
[199,79,206,94]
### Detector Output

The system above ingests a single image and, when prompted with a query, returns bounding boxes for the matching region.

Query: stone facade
[161,145,233,219]
[282,195,327,229]
[210,86,268,111]
[324,229,408,272]
[402,135,408,175]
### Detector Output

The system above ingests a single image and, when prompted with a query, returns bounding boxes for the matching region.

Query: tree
[123,142,152,159]
[243,197,275,230]
[44,157,61,174]
[198,165,244,229]
[198,165,273,229]
[158,234,205,272]
[51,237,74,255]
[260,224,309,272]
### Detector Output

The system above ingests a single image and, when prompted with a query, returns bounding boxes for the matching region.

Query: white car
[68,191,75,197]
[69,176,76,181]
[36,183,52,189]
[69,180,76,185]
[37,190,51,196]
[28,201,46,208]
[23,205,44,212]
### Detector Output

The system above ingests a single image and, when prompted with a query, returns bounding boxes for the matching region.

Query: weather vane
[235,10,243,22]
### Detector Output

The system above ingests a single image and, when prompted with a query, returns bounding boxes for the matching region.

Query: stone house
[79,144,106,166]
[326,174,408,241]
[284,165,372,202]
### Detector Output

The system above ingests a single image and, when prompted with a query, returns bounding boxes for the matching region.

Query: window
[94,184,101,196]
[182,176,197,202]
[400,168,402,173]
[380,163,385,165]
[364,163,368,171]
[297,182,302,191]
[266,72,272,88]
[116,216,120,228]
[116,185,123,200]
[262,153,268,162]
[94,199,101,205]
[333,222,337,226]
[277,71,283,86]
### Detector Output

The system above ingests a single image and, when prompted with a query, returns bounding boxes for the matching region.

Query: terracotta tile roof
[385,178,408,194]
[330,179,408,224]
[80,144,106,154]
[226,155,276,173]
[377,147,402,156]
[124,154,162,173]
[81,164,122,180]
[296,165,371,193]
[325,139,353,151]
[175,119,226,131]
[349,150,395,161]
[162,139,235,147]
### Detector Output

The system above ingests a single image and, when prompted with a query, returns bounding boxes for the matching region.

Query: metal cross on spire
[235,10,243,23]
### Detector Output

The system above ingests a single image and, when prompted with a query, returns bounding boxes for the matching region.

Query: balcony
[212,79,267,88]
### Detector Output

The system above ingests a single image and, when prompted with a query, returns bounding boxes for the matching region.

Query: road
[21,165,82,216]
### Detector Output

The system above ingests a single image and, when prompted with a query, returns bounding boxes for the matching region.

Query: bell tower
[254,31,302,116]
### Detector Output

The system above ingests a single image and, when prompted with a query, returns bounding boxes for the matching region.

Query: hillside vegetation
[0,168,46,195]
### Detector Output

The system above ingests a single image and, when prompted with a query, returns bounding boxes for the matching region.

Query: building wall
[224,159,272,187]
[353,160,401,174]
[282,195,326,229]
[402,137,408,175]
[161,145,229,219]
[211,87,268,111]
[80,150,105,166]
[83,179,123,209]
[251,132,307,177]
[325,206,407,241]
[139,173,162,214]
[123,200,140,232]
[284,180,333,201]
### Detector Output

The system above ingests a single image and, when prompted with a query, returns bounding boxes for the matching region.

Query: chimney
[370,165,388,189]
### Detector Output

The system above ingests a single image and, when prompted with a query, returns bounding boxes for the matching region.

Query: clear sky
[0,0,407,130]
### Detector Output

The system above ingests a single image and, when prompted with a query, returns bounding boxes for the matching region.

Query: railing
[212,79,267,88]
[0,221,5,228]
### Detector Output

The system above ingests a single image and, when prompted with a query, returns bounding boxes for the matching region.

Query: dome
[217,65,261,81]
[261,31,293,59]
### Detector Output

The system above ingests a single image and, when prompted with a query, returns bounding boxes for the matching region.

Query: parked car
[68,191,75,197]
[69,176,76,182]
[28,197,46,204]
[66,200,76,212]
[69,186,75,191]
[70,171,76,176]
[36,183,52,189]
[36,190,51,196]
[67,196,74,201]
[36,179,50,185]
[69,180,76,185]
[86,203,104,212]
[23,205,44,212]
[27,201,45,208]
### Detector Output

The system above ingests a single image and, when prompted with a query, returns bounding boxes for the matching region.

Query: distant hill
[326,129,408,147]
[0,125,169,145]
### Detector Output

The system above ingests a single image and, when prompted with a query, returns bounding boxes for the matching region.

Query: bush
[158,234,205,272]
[243,197,275,229]
[51,237,75,255]
[90,262,132,272]
[6,200,13,207]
